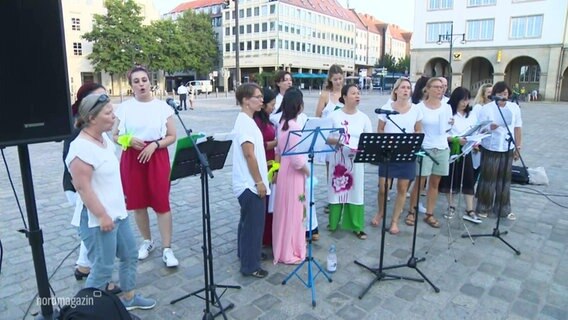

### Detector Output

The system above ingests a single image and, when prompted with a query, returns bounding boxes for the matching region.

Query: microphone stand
[461,98,521,255]
[168,105,241,319]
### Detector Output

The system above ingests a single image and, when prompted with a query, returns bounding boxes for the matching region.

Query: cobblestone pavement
[0,91,567,320]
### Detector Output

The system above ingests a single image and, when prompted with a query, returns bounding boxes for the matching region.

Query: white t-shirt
[477,101,522,152]
[231,112,270,197]
[269,112,308,131]
[65,134,128,228]
[378,102,423,134]
[417,101,453,149]
[328,109,373,149]
[449,111,477,136]
[273,93,284,113]
[177,85,188,95]
[115,98,174,141]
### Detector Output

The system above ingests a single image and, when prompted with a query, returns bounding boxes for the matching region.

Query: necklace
[83,129,104,144]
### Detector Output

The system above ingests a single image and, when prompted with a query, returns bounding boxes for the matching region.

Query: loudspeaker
[0,0,72,147]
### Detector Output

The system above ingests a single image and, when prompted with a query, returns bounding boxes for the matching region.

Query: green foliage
[82,0,144,75]
[176,10,219,75]
[82,0,219,77]
[395,55,410,73]
[378,53,397,72]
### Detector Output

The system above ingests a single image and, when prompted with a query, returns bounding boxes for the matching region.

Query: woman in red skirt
[112,66,179,267]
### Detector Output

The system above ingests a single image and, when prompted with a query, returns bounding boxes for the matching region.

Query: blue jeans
[79,207,137,292]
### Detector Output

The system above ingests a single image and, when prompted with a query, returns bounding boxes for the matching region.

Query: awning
[293,73,327,79]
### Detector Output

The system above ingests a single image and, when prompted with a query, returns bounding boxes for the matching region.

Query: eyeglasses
[252,95,263,100]
[89,94,110,112]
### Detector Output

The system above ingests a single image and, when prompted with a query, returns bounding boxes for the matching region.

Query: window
[254,24,259,32]
[254,7,259,16]
[225,11,230,20]
[247,41,252,50]
[262,40,268,49]
[519,65,540,82]
[246,8,251,17]
[428,0,453,10]
[269,4,276,14]
[225,43,230,52]
[239,9,244,18]
[270,39,276,49]
[270,22,275,31]
[467,19,494,41]
[510,15,543,39]
[254,41,259,49]
[246,24,251,33]
[467,0,496,6]
[239,25,244,34]
[261,5,267,16]
[73,42,82,55]
[71,18,80,31]
[225,27,230,36]
[262,22,267,32]
[239,42,244,51]
[426,22,452,42]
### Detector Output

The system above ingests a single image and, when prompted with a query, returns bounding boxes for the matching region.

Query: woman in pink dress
[272,87,309,265]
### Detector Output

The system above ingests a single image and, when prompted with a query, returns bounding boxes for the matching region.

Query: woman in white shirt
[476,81,522,220]
[113,66,178,267]
[438,87,481,224]
[406,77,453,229]
[372,78,422,234]
[67,94,156,310]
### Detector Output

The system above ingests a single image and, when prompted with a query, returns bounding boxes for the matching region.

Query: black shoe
[260,252,268,261]
[105,283,122,295]
[244,268,268,279]
[74,268,89,280]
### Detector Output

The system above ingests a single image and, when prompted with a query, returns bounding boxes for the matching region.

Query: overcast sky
[152,0,415,31]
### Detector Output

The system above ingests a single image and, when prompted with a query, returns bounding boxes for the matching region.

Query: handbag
[511,165,529,184]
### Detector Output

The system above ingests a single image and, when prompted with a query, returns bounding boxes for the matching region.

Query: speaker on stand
[1,0,72,318]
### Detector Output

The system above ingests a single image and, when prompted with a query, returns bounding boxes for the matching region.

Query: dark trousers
[475,147,513,216]
[237,188,266,274]
[179,94,187,110]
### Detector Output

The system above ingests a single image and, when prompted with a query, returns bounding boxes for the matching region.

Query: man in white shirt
[177,83,189,110]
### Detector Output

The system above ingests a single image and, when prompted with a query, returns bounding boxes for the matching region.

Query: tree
[82,0,145,94]
[143,19,189,75]
[395,55,411,74]
[176,10,219,75]
[378,53,397,72]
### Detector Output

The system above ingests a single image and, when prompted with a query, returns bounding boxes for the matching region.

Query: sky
[152,0,415,31]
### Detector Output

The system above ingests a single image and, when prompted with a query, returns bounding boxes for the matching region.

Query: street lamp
[437,22,465,94]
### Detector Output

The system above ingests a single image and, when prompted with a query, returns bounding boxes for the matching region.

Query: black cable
[23,243,81,319]
[511,186,568,209]
[1,148,28,230]
[0,239,3,275]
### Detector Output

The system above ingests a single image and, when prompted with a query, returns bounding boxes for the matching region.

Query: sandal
[424,213,441,228]
[405,211,416,226]
[324,205,330,214]
[354,231,367,240]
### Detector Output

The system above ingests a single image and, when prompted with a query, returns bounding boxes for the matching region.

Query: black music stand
[279,120,339,307]
[353,133,430,299]
[169,136,241,320]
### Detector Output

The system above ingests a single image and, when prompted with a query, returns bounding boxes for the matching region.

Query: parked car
[186,80,213,95]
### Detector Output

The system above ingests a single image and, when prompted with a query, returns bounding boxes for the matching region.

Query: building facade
[61,0,161,97]
[410,0,568,101]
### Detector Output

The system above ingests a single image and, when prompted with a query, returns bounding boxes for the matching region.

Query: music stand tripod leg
[383,153,440,293]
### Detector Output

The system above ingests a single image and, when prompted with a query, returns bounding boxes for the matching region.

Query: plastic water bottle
[327,244,337,273]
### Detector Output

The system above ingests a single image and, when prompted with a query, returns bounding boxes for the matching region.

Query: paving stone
[540,304,568,320]
[488,285,517,302]
[459,283,485,298]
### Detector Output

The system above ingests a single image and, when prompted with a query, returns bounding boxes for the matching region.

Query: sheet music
[460,120,492,137]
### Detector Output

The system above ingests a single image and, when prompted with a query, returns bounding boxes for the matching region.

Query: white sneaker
[463,212,482,224]
[418,203,427,214]
[138,240,154,260]
[162,248,179,267]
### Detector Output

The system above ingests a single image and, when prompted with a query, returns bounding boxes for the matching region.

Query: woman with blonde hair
[472,83,493,118]
[372,78,422,234]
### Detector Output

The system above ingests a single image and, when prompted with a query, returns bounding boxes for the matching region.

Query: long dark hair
[280,87,303,131]
[448,87,471,117]
[325,64,343,90]
[411,76,430,104]
[253,87,276,125]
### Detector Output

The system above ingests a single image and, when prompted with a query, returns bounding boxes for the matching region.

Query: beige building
[61,0,161,97]
[410,0,568,101]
